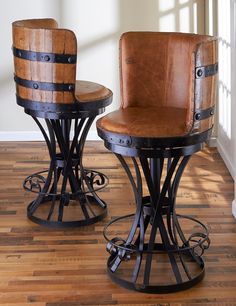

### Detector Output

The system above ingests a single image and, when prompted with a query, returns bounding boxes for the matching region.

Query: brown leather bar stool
[97,32,218,293]
[12,19,112,227]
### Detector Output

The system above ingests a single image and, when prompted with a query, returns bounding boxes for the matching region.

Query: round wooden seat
[75,80,112,110]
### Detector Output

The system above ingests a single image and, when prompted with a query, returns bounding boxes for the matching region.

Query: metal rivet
[33,83,39,89]
[210,110,214,116]
[197,69,203,77]
[125,253,131,261]
[195,113,201,120]
[68,57,72,63]
[68,84,74,91]
[44,55,50,62]
[18,51,22,57]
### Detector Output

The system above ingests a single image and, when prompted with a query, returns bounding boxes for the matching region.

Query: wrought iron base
[103,145,210,293]
[24,116,108,228]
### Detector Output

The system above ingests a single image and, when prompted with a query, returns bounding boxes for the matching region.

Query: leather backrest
[12,19,77,104]
[120,32,218,134]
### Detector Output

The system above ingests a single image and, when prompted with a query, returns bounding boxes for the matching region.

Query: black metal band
[194,105,215,121]
[14,75,74,92]
[16,95,111,120]
[16,94,112,113]
[13,47,76,64]
[97,127,212,152]
[195,63,218,79]
[16,95,78,112]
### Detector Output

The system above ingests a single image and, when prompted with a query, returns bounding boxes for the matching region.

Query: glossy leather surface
[97,106,188,138]
[97,32,218,139]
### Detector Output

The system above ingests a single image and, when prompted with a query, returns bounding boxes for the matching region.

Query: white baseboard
[0,131,100,141]
[206,136,217,147]
[217,139,235,179]
[232,200,236,218]
[0,131,44,141]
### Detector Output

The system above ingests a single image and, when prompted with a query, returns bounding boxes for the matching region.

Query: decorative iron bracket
[194,105,215,121]
[195,63,218,79]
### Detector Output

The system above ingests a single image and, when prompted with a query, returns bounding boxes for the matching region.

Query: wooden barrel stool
[97,32,218,293]
[12,19,113,227]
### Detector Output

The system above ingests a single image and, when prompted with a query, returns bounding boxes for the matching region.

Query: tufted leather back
[119,32,218,134]
[12,19,77,105]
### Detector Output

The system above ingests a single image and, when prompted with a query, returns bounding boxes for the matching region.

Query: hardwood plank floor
[0,141,235,306]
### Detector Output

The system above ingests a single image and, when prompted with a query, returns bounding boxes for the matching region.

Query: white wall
[0,0,205,141]
[231,0,236,217]
[0,0,60,140]
[217,0,235,178]
[60,0,120,138]
[214,0,236,217]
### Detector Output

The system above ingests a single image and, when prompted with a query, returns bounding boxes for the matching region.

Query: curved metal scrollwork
[106,237,134,261]
[186,232,211,257]
[24,173,46,193]
[83,169,108,190]
[24,169,108,196]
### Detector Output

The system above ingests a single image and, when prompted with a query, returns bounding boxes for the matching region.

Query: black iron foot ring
[27,195,107,228]
[107,256,205,294]
[104,213,209,293]
[24,169,108,228]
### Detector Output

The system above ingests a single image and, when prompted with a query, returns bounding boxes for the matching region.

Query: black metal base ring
[27,195,107,228]
[107,257,205,294]
[105,213,208,293]
[24,166,108,228]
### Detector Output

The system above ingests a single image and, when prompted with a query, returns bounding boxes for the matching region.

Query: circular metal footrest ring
[107,254,205,294]
[104,213,210,255]
[104,213,210,293]
[27,194,107,228]
[23,168,109,196]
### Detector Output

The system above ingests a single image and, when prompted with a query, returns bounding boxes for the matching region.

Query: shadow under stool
[97,32,218,293]
[12,18,113,227]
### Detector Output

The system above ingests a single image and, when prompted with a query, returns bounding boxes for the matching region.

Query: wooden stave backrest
[192,39,218,134]
[12,18,77,105]
[119,32,218,135]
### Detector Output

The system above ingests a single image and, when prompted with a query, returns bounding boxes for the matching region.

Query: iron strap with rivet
[195,63,218,79]
[194,105,215,121]
[16,95,110,118]
[14,75,75,92]
[13,46,77,64]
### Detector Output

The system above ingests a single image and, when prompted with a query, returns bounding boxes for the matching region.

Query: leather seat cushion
[97,107,192,138]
